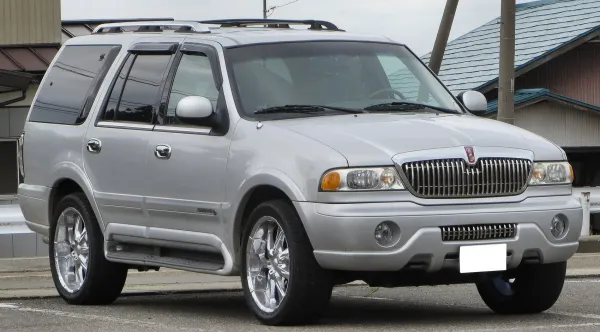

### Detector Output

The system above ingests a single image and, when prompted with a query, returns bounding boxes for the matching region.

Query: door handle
[155,144,172,159]
[87,138,102,153]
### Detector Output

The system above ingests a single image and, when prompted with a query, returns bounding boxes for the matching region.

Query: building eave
[476,25,600,94]
[485,88,600,116]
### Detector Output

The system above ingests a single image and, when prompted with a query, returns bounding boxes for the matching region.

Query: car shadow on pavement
[109,290,518,327]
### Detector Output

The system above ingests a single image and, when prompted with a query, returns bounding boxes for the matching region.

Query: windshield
[225,41,463,119]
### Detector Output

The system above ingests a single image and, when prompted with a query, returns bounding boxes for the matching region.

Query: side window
[29,45,121,125]
[161,53,219,125]
[100,54,172,124]
[102,55,134,121]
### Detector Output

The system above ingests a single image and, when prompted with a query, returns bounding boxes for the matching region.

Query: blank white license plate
[459,243,507,274]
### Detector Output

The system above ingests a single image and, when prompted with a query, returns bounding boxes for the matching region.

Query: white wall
[516,100,600,148]
[0,84,37,138]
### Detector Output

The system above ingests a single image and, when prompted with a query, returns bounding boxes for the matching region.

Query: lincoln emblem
[464,146,476,164]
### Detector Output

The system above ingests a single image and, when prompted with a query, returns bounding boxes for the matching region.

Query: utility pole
[428,0,459,75]
[498,0,516,125]
[263,0,267,19]
[419,0,458,102]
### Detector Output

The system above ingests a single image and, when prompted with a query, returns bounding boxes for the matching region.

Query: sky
[61,0,536,56]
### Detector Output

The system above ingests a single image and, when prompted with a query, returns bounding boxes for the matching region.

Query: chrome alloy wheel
[246,216,290,313]
[54,207,90,293]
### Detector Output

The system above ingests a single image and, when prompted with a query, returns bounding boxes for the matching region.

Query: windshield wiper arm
[364,102,458,114]
[254,105,364,115]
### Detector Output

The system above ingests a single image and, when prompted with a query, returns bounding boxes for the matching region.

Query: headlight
[528,161,574,185]
[320,167,405,191]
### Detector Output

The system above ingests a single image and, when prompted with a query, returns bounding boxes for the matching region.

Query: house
[0,0,175,257]
[419,0,600,232]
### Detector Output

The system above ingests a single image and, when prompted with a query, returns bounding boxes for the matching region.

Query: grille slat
[441,223,517,242]
[401,158,532,198]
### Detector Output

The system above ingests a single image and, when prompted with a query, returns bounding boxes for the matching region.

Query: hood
[274,113,565,166]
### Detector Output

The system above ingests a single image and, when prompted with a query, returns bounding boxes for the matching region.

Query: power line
[265,0,300,17]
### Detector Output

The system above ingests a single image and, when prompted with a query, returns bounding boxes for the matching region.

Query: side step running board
[105,240,226,274]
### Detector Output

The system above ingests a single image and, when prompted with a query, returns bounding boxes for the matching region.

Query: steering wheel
[368,87,406,100]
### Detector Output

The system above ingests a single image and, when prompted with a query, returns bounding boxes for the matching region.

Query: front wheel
[476,261,567,314]
[241,199,334,326]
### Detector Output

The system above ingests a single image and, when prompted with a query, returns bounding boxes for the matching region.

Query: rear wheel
[241,199,333,325]
[476,261,567,314]
[49,192,128,305]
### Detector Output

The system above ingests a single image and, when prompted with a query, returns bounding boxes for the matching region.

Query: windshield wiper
[254,105,364,115]
[364,102,459,114]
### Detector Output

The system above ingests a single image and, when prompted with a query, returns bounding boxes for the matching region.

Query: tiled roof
[421,0,600,94]
[486,88,600,115]
[0,18,174,73]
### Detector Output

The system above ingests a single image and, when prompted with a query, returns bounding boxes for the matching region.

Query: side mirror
[175,96,213,122]
[457,90,488,114]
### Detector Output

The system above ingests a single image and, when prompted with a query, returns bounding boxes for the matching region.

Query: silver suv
[17,19,582,325]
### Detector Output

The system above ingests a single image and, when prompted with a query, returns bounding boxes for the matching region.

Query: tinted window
[102,54,171,124]
[161,53,218,125]
[102,55,135,121]
[29,45,121,125]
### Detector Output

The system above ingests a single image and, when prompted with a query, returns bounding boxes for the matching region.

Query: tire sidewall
[476,262,567,314]
[49,193,101,302]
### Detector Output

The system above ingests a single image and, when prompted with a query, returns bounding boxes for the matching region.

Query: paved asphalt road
[1,279,600,332]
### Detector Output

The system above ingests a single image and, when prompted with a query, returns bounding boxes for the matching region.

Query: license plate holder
[459,243,507,274]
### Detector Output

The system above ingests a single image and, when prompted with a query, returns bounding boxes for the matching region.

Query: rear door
[83,41,178,228]
[145,41,230,235]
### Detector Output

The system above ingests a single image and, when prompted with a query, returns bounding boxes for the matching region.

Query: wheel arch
[48,162,103,229]
[231,172,307,261]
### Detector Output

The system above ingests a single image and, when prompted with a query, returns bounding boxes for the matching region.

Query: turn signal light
[321,171,341,191]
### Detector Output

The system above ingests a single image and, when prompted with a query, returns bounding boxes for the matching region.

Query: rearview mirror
[457,90,488,114]
[175,96,213,121]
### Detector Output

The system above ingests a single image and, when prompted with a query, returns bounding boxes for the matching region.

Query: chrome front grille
[400,158,532,198]
[440,224,517,242]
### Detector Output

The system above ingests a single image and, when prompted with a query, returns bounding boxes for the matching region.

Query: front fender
[237,168,307,203]
[221,169,306,263]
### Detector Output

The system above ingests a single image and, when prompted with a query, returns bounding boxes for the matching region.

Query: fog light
[550,214,568,239]
[374,221,401,247]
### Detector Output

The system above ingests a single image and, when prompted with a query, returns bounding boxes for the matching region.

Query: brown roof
[0,18,174,73]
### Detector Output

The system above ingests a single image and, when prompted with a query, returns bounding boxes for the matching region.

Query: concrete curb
[2,275,599,301]
[0,255,597,300]
[0,280,368,300]
[0,257,49,274]
[2,252,600,274]
[577,235,600,253]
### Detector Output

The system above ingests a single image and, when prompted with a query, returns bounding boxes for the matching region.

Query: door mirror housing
[175,96,214,122]
[457,90,488,114]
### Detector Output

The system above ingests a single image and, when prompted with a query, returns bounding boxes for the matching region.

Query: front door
[84,43,177,228]
[145,42,230,236]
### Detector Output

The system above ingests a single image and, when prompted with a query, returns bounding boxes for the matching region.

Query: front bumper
[294,194,582,272]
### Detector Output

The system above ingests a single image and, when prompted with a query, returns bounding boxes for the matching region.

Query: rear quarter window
[28,44,121,125]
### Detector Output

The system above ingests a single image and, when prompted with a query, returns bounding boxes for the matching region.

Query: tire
[49,192,128,305]
[476,261,567,314]
[241,199,334,326]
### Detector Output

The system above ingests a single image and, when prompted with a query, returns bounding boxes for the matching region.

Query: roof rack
[92,20,211,34]
[200,19,344,31]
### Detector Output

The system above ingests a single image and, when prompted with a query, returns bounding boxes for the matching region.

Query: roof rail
[200,19,344,31]
[92,20,211,34]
